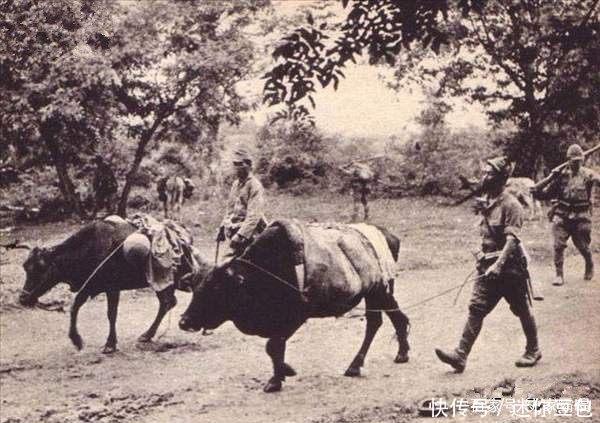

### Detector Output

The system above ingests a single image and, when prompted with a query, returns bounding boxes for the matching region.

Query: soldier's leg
[551,216,570,285]
[571,219,593,280]
[436,274,501,372]
[505,278,541,367]
[361,191,369,221]
[351,190,360,222]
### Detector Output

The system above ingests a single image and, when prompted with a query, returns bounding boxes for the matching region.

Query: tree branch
[469,13,526,92]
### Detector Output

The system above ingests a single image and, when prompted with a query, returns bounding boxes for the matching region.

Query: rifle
[454,186,484,206]
[531,143,600,192]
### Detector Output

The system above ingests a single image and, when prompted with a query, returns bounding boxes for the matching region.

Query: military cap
[566,144,584,161]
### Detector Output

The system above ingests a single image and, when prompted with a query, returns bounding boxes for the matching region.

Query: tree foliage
[394,0,600,176]
[1,0,117,216]
[107,0,264,214]
[1,0,267,217]
[263,0,487,109]
[263,0,599,177]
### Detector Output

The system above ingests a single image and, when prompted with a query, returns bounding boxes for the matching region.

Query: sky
[246,1,489,138]
[249,61,489,138]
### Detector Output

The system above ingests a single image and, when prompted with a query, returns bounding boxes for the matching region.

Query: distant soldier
[532,144,600,285]
[92,155,118,218]
[216,147,267,264]
[436,156,541,372]
[339,162,374,222]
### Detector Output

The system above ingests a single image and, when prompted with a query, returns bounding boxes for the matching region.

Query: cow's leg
[69,291,89,350]
[382,295,410,363]
[102,290,120,354]
[345,299,382,377]
[138,286,177,343]
[264,337,295,393]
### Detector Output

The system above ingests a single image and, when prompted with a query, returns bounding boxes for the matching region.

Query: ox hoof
[394,352,409,363]
[344,366,361,377]
[102,345,118,354]
[263,378,282,393]
[281,363,297,377]
[137,333,154,343]
[70,334,84,351]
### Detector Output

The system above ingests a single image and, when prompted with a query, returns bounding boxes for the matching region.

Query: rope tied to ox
[233,257,482,314]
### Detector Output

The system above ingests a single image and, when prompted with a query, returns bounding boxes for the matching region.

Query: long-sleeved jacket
[221,173,266,242]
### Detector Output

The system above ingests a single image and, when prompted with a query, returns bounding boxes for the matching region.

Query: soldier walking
[532,144,600,285]
[216,147,267,264]
[339,162,374,222]
[436,156,541,372]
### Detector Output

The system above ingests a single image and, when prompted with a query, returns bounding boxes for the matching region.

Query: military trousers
[552,215,592,274]
[469,265,530,319]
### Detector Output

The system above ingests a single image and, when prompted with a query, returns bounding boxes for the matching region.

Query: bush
[255,121,332,190]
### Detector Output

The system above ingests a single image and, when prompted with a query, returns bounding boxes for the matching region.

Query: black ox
[179,224,410,393]
[20,219,206,353]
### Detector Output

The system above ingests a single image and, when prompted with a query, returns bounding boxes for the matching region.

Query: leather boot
[553,249,565,286]
[552,266,565,286]
[515,311,541,367]
[436,314,483,373]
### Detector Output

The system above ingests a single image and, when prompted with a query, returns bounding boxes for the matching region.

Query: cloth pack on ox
[108,214,200,292]
[270,220,397,314]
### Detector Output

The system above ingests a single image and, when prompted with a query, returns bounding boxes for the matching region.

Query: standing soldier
[216,147,267,264]
[92,154,118,218]
[436,156,541,372]
[532,144,600,285]
[339,161,374,222]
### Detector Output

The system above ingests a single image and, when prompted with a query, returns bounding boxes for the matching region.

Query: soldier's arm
[530,169,560,196]
[234,180,265,242]
[486,199,523,276]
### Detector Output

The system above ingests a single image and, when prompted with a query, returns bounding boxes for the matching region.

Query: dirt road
[1,253,599,422]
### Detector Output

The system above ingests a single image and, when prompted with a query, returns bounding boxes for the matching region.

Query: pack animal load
[276,220,397,312]
[20,214,209,353]
[180,220,410,393]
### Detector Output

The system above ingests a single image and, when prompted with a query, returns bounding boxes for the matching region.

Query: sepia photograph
[0,0,599,421]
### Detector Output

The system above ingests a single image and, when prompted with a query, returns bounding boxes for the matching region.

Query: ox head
[20,247,59,307]
[179,263,242,332]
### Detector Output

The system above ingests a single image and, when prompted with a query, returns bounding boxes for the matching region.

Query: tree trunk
[204,116,220,163]
[117,118,163,217]
[42,120,87,219]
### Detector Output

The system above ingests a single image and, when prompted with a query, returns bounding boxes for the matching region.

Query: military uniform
[341,163,373,221]
[92,160,118,216]
[221,174,266,246]
[543,166,600,281]
[436,157,541,372]
[217,147,267,265]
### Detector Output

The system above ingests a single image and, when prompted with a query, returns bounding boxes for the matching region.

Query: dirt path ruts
[1,255,599,423]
